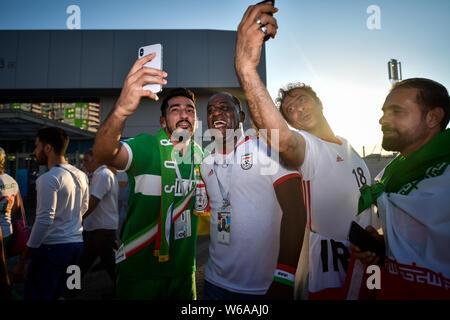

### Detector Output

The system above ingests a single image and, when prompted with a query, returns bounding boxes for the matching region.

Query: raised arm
[235,3,306,168]
[93,53,167,170]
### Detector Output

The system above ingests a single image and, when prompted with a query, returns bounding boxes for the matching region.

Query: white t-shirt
[83,165,119,231]
[292,129,378,299]
[201,136,301,295]
[27,164,89,247]
[0,173,19,238]
[116,171,129,220]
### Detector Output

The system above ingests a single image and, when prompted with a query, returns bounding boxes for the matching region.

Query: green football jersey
[117,134,199,279]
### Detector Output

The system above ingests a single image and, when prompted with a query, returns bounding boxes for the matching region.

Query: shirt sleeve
[272,164,302,187]
[120,141,133,173]
[254,138,301,184]
[295,130,319,180]
[27,174,59,248]
[120,134,153,175]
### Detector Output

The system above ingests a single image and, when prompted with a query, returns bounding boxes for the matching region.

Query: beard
[35,150,48,165]
[381,124,427,152]
[169,120,195,143]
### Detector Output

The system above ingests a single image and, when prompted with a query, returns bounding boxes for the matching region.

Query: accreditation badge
[174,210,192,240]
[217,206,231,245]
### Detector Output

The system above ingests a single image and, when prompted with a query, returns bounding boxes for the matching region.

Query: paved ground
[6,235,210,300]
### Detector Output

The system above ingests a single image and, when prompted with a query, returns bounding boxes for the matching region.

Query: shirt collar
[93,165,107,175]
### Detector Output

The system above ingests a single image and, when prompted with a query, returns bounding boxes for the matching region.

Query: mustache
[381,125,398,133]
[176,120,192,127]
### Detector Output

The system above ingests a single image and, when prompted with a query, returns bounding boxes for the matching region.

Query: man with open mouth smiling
[206,92,244,154]
[160,93,196,146]
[200,92,306,300]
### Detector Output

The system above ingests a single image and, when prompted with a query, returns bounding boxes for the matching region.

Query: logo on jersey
[241,153,253,170]
[336,155,344,162]
[208,169,214,176]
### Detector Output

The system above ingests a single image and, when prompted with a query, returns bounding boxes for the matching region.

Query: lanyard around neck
[213,162,232,205]
[213,142,239,206]
[172,148,194,197]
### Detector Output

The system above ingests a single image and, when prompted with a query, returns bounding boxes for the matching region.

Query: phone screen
[348,221,385,263]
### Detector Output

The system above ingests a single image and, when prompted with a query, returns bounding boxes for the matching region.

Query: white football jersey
[293,129,377,299]
[201,136,301,295]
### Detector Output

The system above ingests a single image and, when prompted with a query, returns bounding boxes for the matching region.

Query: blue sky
[1,0,449,155]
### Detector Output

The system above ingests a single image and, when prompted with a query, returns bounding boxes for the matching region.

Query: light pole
[388,59,402,85]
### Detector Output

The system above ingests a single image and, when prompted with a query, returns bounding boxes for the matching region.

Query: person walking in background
[12,127,89,300]
[0,147,25,256]
[116,171,129,240]
[78,148,119,296]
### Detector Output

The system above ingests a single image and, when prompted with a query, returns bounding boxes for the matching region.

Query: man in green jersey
[93,54,207,299]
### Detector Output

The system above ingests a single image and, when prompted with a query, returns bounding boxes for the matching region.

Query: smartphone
[348,221,385,264]
[256,0,275,41]
[257,0,275,15]
[138,43,163,93]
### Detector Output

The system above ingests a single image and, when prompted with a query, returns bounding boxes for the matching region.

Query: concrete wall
[0,29,266,90]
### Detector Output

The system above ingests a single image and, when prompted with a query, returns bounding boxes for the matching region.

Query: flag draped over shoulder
[358,129,450,213]
[347,129,450,299]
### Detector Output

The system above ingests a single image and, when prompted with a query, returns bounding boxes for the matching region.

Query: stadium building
[0,29,267,212]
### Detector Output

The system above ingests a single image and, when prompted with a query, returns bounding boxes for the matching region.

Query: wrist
[235,61,258,77]
[112,104,129,120]
[273,264,296,287]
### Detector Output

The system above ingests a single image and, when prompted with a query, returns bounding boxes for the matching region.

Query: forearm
[82,208,94,220]
[82,195,100,221]
[278,213,305,267]
[27,218,52,248]
[19,246,37,262]
[275,178,306,268]
[93,107,127,166]
[236,67,294,153]
[28,183,57,248]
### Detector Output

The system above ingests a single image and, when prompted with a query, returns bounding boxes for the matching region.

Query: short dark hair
[160,88,196,116]
[37,127,69,156]
[207,92,243,113]
[391,78,449,131]
[275,82,322,120]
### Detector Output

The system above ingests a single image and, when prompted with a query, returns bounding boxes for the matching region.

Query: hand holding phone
[256,0,276,41]
[138,44,163,93]
[257,0,275,14]
[348,221,385,264]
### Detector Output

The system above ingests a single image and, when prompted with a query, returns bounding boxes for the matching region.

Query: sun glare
[313,80,389,157]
